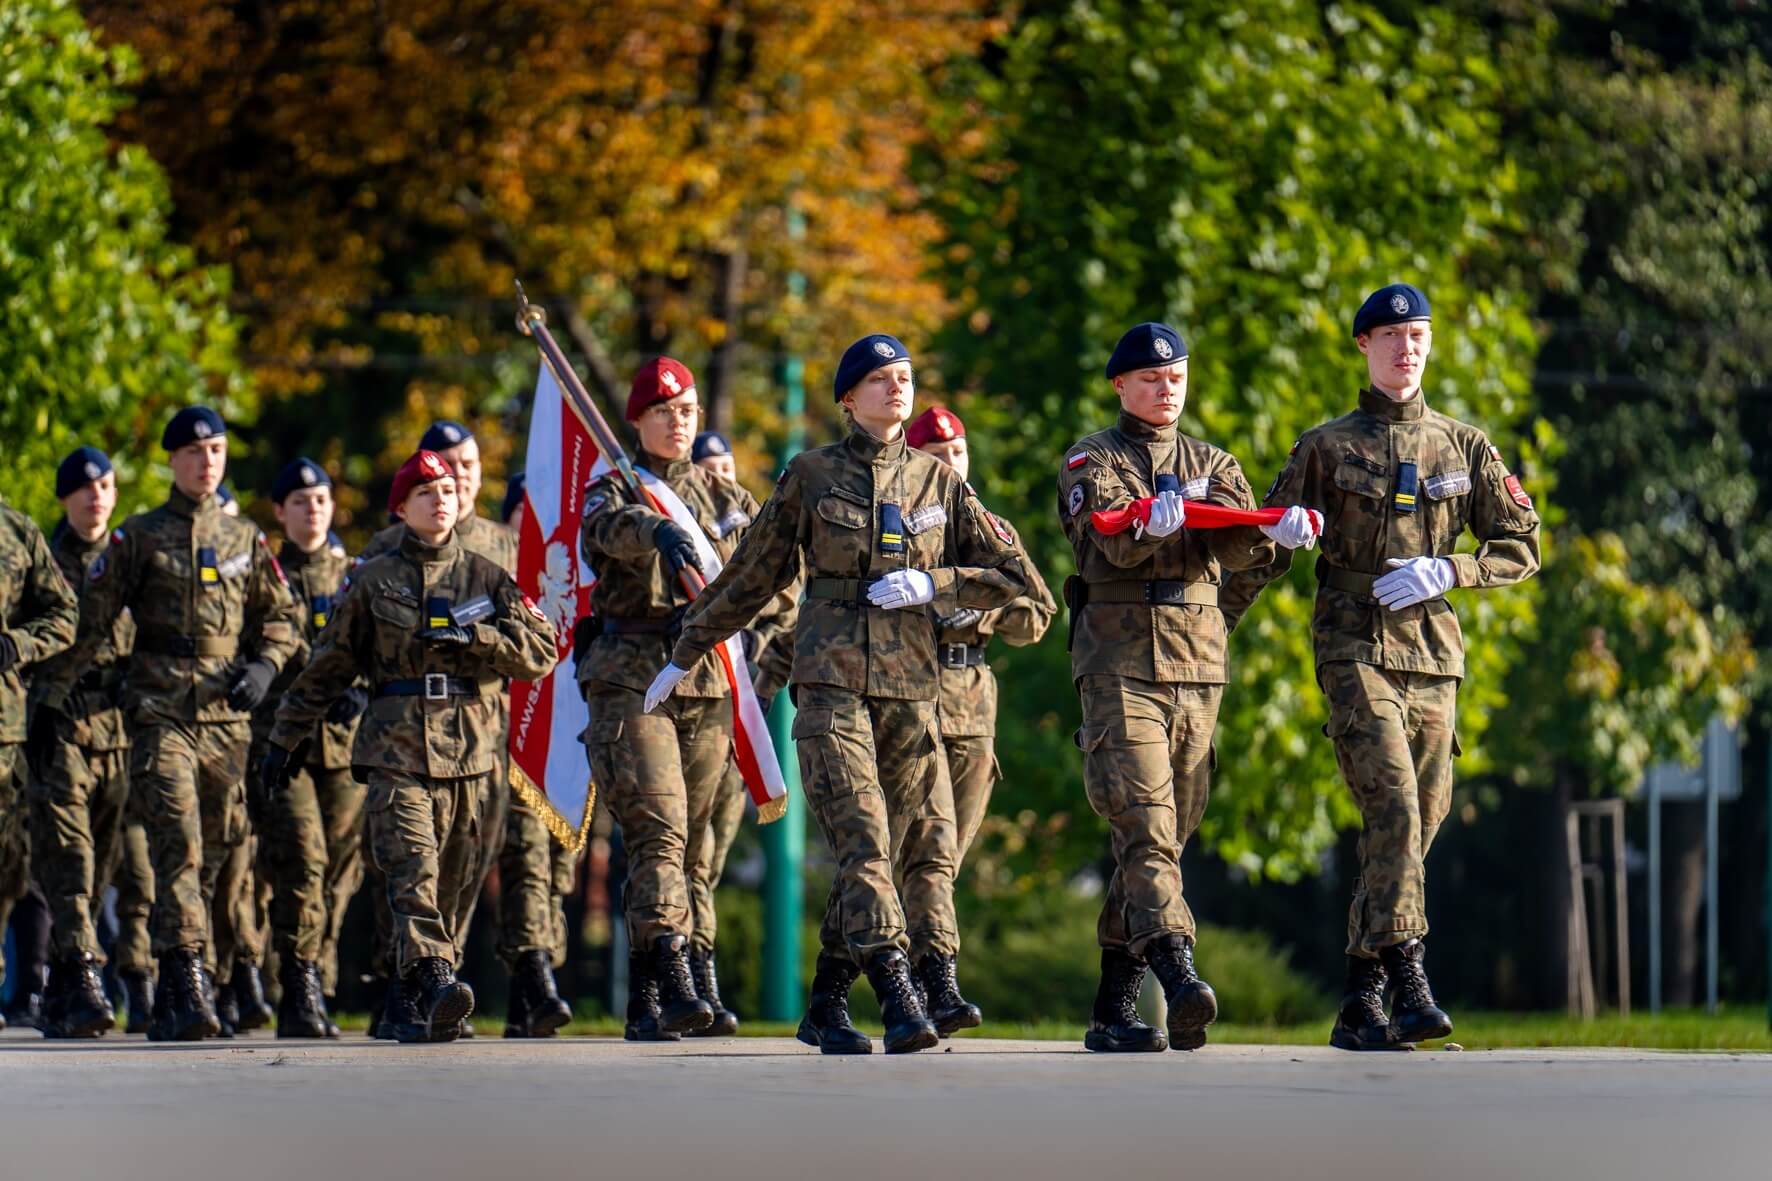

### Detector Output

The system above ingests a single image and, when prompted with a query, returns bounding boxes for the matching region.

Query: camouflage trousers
[28,734,129,964]
[688,763,747,956]
[886,732,995,962]
[130,720,249,967]
[1076,675,1221,955]
[366,769,486,971]
[262,762,365,991]
[940,734,998,865]
[792,686,953,964]
[1319,661,1458,957]
[0,744,28,988]
[112,815,154,977]
[213,830,267,981]
[583,688,728,950]
[496,795,578,971]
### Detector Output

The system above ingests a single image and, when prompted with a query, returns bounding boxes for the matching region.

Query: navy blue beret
[833,334,911,401]
[55,446,112,499]
[272,458,333,504]
[692,432,730,462]
[161,406,227,451]
[419,420,473,451]
[1352,283,1431,337]
[501,472,527,524]
[1105,322,1188,379]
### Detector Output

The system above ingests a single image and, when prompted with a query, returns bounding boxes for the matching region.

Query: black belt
[1085,580,1218,607]
[376,676,479,701]
[75,668,122,693]
[600,616,679,635]
[806,576,888,605]
[135,632,238,658]
[938,643,986,669]
[1316,559,1380,599]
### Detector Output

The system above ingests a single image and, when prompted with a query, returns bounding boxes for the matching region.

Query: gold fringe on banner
[756,794,789,825]
[508,761,595,855]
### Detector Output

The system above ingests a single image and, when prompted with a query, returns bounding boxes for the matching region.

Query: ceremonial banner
[1091,498,1324,537]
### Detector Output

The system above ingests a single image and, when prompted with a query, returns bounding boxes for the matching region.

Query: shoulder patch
[1289,438,1301,456]
[1066,453,1089,471]
[986,509,1013,546]
[1504,474,1533,509]
[521,593,547,623]
[110,527,126,545]
[582,493,608,521]
[87,554,107,582]
[1066,483,1086,517]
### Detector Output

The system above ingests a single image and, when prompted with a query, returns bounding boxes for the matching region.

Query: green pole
[1765,739,1771,1030]
[761,214,809,1022]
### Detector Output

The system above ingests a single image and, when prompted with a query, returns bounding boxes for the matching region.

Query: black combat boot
[796,954,870,1054]
[1146,933,1218,1051]
[1084,949,1167,1053]
[120,970,153,1035]
[394,957,474,1044]
[276,959,334,1039]
[1381,939,1453,1045]
[230,963,272,1031]
[687,949,739,1037]
[623,952,680,1042]
[650,934,714,1034]
[381,972,422,1042]
[3,962,46,1029]
[1329,955,1401,1051]
[41,954,115,1039]
[914,953,982,1037]
[865,950,939,1055]
[370,975,397,1039]
[503,949,572,1039]
[147,949,221,1042]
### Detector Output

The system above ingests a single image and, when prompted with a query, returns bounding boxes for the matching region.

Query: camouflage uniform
[27,522,134,968]
[1221,387,1540,955]
[358,512,519,969]
[0,497,80,989]
[252,534,363,991]
[669,427,1027,964]
[687,763,746,957]
[269,526,557,972]
[579,451,774,952]
[1057,411,1274,954]
[39,488,299,970]
[112,816,155,979]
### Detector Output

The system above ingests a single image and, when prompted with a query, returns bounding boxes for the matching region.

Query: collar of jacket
[167,487,219,519]
[1115,409,1178,443]
[845,425,906,466]
[637,449,694,480]
[398,526,460,565]
[53,519,106,562]
[278,536,330,570]
[1359,385,1427,422]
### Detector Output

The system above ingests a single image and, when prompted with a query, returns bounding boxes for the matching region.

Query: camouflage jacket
[32,522,132,751]
[0,496,79,742]
[934,513,1058,738]
[579,452,795,698]
[1219,387,1542,679]
[361,510,516,576]
[670,426,1027,702]
[42,488,301,727]
[253,535,358,770]
[1057,411,1274,685]
[270,526,557,778]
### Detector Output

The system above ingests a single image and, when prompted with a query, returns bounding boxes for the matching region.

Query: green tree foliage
[0,0,244,522]
[930,0,1545,882]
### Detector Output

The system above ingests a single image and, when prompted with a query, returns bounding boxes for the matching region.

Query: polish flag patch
[1066,453,1089,471]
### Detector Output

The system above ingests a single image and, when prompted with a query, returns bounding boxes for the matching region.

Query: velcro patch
[452,595,495,626]
[1505,474,1533,509]
[87,554,107,582]
[217,553,251,580]
[987,510,1013,545]
[1423,471,1471,499]
[905,504,947,535]
[1181,476,1210,501]
[714,509,751,539]
[582,494,607,520]
[1066,453,1089,471]
[522,594,547,623]
[1067,483,1086,517]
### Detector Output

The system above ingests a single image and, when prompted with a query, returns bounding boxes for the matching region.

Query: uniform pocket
[791,707,835,740]
[815,494,869,531]
[1332,459,1387,542]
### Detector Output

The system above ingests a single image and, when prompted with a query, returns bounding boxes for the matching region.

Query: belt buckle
[1141,582,1157,605]
[423,673,449,701]
[941,643,965,668]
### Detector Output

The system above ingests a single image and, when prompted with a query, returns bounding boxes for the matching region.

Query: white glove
[1261,505,1321,550]
[866,569,936,610]
[1136,490,1187,540]
[643,662,689,713]
[1373,557,1456,611]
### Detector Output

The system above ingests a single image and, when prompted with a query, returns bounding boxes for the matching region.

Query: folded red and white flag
[1091,498,1324,537]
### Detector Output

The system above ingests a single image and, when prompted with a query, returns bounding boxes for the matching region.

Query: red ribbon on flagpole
[1091,499,1323,537]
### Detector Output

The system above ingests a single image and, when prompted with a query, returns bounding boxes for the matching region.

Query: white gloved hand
[643,662,689,713]
[1373,557,1457,611]
[1136,490,1187,540]
[1261,504,1321,550]
[866,568,936,610]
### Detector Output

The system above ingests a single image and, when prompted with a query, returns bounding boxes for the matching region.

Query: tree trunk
[1664,800,1707,1007]
[701,246,746,434]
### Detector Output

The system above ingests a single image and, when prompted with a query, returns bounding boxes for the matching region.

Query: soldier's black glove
[325,686,369,724]
[258,742,301,799]
[652,519,704,578]
[227,659,277,710]
[419,624,475,648]
[936,608,984,633]
[0,634,18,675]
[26,705,67,779]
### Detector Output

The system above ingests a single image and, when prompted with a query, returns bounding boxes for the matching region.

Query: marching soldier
[25,448,134,1037]
[250,458,367,1037]
[900,405,1057,1034]
[1057,323,1277,1053]
[36,406,303,1041]
[261,449,558,1043]
[0,481,80,1025]
[1220,284,1540,1050]
[645,334,1027,1055]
